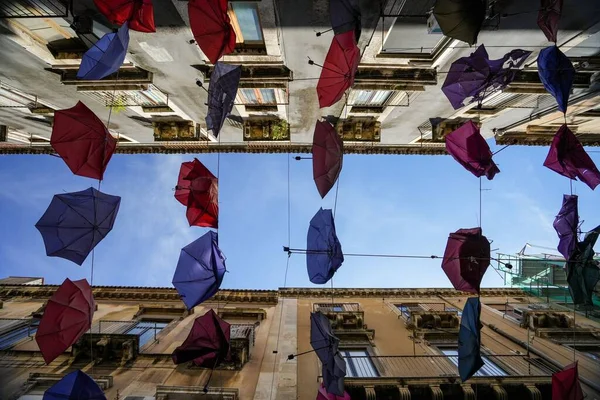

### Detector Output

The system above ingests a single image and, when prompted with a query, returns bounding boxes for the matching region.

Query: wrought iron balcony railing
[314,303,361,313]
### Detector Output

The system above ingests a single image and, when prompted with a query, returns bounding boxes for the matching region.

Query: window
[238,88,276,105]
[125,321,168,348]
[332,306,343,312]
[441,349,508,377]
[565,345,600,362]
[228,3,264,45]
[0,319,39,350]
[340,349,379,377]
[445,307,463,317]
[350,90,393,107]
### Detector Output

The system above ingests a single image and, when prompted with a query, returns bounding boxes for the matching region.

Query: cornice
[279,287,526,298]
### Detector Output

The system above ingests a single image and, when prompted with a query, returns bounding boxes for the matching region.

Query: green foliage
[271,119,289,140]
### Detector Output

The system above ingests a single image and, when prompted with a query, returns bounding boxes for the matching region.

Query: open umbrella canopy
[43,370,106,400]
[316,30,360,108]
[543,124,600,190]
[188,0,236,64]
[312,120,344,198]
[442,227,490,294]
[433,0,486,45]
[537,46,574,113]
[553,194,579,260]
[174,158,219,228]
[442,45,531,109]
[552,362,584,400]
[566,225,600,306]
[206,62,242,137]
[93,0,155,32]
[445,120,500,180]
[77,22,129,80]
[311,311,346,396]
[35,188,121,266]
[307,208,344,284]
[172,231,226,310]
[329,0,361,41]
[458,297,484,382]
[51,101,116,181]
[36,279,95,364]
[316,383,351,400]
[172,309,231,367]
[538,0,563,43]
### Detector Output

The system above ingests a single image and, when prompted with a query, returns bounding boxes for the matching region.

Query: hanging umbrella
[316,30,360,108]
[188,0,236,64]
[311,311,346,396]
[172,309,231,367]
[552,362,584,400]
[172,231,226,310]
[35,188,121,266]
[538,0,563,43]
[51,101,116,181]
[43,370,106,400]
[445,120,500,180]
[77,22,129,80]
[566,225,600,306]
[553,194,579,260]
[35,279,96,364]
[442,227,490,294]
[175,158,219,228]
[316,383,351,400]
[93,0,155,33]
[307,208,344,284]
[432,0,486,45]
[458,297,484,382]
[312,120,344,198]
[442,45,531,109]
[205,62,242,138]
[329,0,361,41]
[537,46,574,113]
[543,124,600,190]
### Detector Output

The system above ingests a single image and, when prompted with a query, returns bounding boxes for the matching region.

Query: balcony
[314,303,374,341]
[335,118,381,142]
[156,386,238,400]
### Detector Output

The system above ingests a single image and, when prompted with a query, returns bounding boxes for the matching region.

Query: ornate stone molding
[430,385,444,400]
[364,386,377,400]
[524,384,542,400]
[280,288,526,298]
[397,386,411,400]
[461,384,475,400]
[491,384,508,400]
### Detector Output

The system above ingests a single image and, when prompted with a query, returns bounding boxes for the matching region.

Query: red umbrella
[93,0,156,33]
[442,228,490,294]
[172,309,231,367]
[51,101,116,181]
[175,158,219,228]
[312,120,344,198]
[316,30,360,108]
[316,383,351,400]
[445,120,500,180]
[538,0,563,43]
[188,0,236,64]
[35,278,95,364]
[552,362,584,400]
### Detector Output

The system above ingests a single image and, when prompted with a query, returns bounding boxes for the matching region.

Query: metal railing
[0,0,70,18]
[87,320,167,350]
[396,303,450,318]
[314,303,361,313]
[0,318,38,350]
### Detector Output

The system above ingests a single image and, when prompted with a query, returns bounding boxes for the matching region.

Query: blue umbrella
[172,231,226,310]
[43,370,106,400]
[35,187,121,266]
[307,208,344,284]
[311,311,346,396]
[77,22,130,80]
[458,297,484,381]
[537,46,575,113]
[206,62,241,137]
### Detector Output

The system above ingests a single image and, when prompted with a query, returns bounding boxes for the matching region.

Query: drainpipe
[487,323,600,393]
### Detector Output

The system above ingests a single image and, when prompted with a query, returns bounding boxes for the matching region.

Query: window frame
[339,347,380,378]
[228,2,265,47]
[437,347,509,377]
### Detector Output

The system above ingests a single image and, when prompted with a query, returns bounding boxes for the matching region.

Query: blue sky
[0,144,598,290]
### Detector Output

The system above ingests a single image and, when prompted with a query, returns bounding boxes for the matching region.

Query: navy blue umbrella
[537,46,575,113]
[566,225,600,306]
[77,22,129,80]
[206,62,241,137]
[307,208,344,284]
[329,0,361,41]
[458,297,484,382]
[35,187,121,266]
[43,370,106,400]
[311,311,346,396]
[172,231,226,310]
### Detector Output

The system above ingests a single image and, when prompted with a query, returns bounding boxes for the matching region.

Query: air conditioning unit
[427,14,443,34]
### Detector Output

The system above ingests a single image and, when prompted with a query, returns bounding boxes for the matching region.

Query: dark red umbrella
[312,120,343,198]
[316,30,360,108]
[445,120,500,180]
[442,228,490,294]
[172,309,231,367]
[174,158,219,228]
[51,101,116,181]
[544,124,600,190]
[188,0,236,64]
[35,278,95,364]
[93,0,156,33]
[538,0,563,43]
[552,362,584,400]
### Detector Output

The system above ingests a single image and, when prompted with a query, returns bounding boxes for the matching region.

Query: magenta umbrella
[445,120,500,180]
[312,120,344,198]
[442,227,490,294]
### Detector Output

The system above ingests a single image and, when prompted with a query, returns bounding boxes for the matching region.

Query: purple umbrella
[206,62,241,137]
[445,120,500,180]
[311,311,346,396]
[172,231,226,310]
[553,194,579,261]
[307,208,344,284]
[312,120,343,199]
[442,44,531,109]
[442,227,490,294]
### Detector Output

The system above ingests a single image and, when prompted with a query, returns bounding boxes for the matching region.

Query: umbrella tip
[505,263,513,270]
[203,386,209,393]
[195,79,203,87]
[287,354,295,360]
[316,32,321,37]
[188,39,196,44]
[283,246,290,253]
[308,59,315,65]
[294,156,302,160]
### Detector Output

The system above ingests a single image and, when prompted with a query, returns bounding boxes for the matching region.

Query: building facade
[1,280,599,400]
